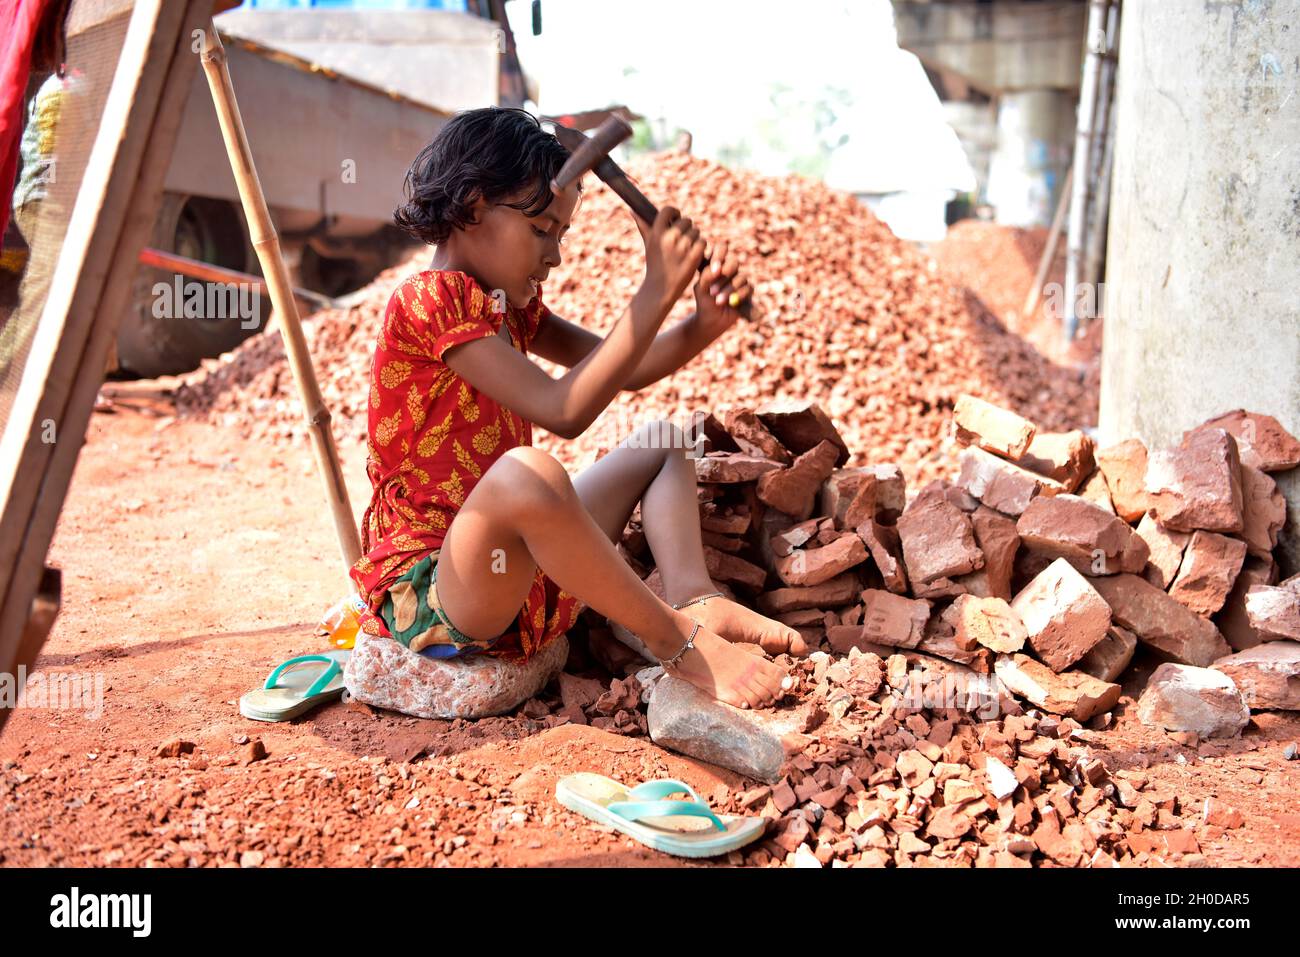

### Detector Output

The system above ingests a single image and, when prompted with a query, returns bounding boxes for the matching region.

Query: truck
[116,0,540,376]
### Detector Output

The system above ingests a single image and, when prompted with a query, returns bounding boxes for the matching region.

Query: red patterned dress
[349,269,585,663]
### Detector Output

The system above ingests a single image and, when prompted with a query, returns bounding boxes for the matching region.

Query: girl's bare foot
[683,596,812,657]
[662,621,792,709]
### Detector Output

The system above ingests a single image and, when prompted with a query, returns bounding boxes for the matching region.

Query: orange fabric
[349,269,584,663]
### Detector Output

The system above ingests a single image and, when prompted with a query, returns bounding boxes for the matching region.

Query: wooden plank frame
[0,0,217,735]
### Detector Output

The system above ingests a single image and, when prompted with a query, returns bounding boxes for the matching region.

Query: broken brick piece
[774,534,868,587]
[1238,464,1286,558]
[993,654,1121,722]
[1167,530,1248,617]
[701,530,746,553]
[1075,467,1115,514]
[770,517,820,557]
[854,518,909,594]
[1015,429,1095,492]
[957,446,1062,516]
[819,468,881,530]
[1090,573,1232,667]
[1094,439,1151,523]
[756,439,841,520]
[896,486,984,584]
[966,506,1019,601]
[703,545,768,591]
[911,576,968,600]
[1145,429,1244,533]
[826,625,891,657]
[1016,493,1149,576]
[1244,585,1300,642]
[866,464,907,523]
[776,608,826,628]
[1211,642,1300,710]
[941,595,1027,654]
[1075,625,1138,683]
[755,400,850,466]
[558,673,607,713]
[700,506,751,536]
[859,589,932,649]
[811,785,849,810]
[1010,558,1111,672]
[953,394,1037,459]
[772,815,811,854]
[758,572,861,614]
[1135,514,1191,590]
[896,749,934,787]
[721,408,793,463]
[694,453,782,484]
[1136,663,1249,738]
[1214,557,1278,651]
[943,484,981,512]
[1185,409,1300,473]
[1201,797,1245,829]
[156,738,196,759]
[687,411,739,455]
[925,805,975,840]
[917,615,994,671]
[771,780,798,813]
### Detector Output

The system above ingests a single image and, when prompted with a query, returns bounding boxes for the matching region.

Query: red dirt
[1,400,1297,867]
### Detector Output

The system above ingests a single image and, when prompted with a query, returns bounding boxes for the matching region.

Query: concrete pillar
[986,89,1075,226]
[1101,0,1300,575]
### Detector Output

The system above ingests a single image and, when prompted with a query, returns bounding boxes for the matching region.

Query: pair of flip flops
[239,650,350,722]
[555,772,765,858]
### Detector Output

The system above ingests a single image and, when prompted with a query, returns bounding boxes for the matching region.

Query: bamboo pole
[1023,164,1073,321]
[197,22,362,574]
[1065,0,1111,343]
[1083,1,1121,306]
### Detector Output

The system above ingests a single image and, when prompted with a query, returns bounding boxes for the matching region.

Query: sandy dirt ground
[1,395,1298,868]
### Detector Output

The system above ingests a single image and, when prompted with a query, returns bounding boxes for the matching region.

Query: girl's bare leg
[572,419,811,656]
[432,445,790,709]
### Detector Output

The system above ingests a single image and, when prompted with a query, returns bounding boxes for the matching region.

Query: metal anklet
[661,620,701,669]
[671,590,725,610]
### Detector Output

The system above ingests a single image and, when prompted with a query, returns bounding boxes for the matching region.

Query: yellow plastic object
[316,594,367,649]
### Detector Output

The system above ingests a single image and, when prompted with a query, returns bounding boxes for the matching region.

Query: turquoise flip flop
[555,772,766,859]
[239,650,350,722]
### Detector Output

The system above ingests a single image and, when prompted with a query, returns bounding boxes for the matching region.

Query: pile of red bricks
[581,396,1298,865]
[614,398,1295,698]
[177,152,1096,486]
[535,152,1095,483]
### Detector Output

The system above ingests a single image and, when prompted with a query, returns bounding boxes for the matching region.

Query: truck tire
[115,193,266,378]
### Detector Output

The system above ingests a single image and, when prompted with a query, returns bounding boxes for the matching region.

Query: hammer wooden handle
[551,121,747,311]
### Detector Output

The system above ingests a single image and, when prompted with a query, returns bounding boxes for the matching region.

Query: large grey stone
[647,675,811,783]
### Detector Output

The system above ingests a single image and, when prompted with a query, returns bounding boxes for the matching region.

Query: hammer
[550,117,748,314]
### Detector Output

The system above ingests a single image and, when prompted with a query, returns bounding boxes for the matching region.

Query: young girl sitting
[344,107,808,719]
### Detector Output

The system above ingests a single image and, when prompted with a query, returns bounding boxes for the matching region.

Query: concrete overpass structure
[892,0,1087,226]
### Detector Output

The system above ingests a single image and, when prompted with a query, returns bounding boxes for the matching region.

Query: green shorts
[380,553,501,659]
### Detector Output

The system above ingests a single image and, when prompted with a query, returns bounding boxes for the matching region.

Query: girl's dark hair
[394,107,575,246]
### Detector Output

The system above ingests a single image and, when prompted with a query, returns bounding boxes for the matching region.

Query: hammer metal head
[550,116,633,192]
